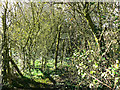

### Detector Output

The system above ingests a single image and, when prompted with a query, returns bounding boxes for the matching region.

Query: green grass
[23,58,74,85]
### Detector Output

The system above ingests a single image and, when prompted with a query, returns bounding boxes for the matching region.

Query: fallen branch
[86,72,112,89]
[9,56,24,78]
[35,68,56,85]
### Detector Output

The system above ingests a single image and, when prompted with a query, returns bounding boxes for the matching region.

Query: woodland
[0,1,120,90]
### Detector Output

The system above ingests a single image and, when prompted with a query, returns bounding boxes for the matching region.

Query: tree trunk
[23,48,26,71]
[55,25,60,69]
[61,39,65,65]
[84,2,105,54]
[2,2,10,84]
[9,56,23,78]
[41,57,44,70]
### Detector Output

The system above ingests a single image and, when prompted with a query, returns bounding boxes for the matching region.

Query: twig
[102,42,112,57]
[86,72,112,89]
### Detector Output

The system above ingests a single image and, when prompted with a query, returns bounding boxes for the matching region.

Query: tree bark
[2,2,10,83]
[61,39,65,65]
[9,56,24,78]
[55,25,61,69]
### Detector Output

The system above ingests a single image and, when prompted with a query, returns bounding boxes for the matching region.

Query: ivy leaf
[82,73,86,78]
[115,72,119,76]
[90,71,96,74]
[115,16,118,20]
[66,57,70,60]
[102,57,106,60]
[114,21,118,24]
[89,60,92,62]
[101,15,106,19]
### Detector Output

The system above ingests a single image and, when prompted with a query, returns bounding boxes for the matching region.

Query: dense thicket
[0,1,120,90]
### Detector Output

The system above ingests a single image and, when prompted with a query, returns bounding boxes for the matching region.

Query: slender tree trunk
[83,2,104,54]
[68,30,73,57]
[61,39,65,65]
[41,56,44,70]
[44,57,47,71]
[23,48,26,71]
[55,26,60,69]
[28,46,31,73]
[33,58,35,69]
[27,37,32,73]
[85,38,88,50]
[2,2,10,84]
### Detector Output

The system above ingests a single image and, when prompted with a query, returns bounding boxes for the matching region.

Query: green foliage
[73,48,120,88]
[1,1,119,89]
